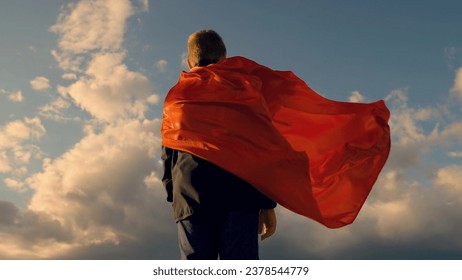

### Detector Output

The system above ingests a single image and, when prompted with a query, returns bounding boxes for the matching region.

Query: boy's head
[187,30,226,69]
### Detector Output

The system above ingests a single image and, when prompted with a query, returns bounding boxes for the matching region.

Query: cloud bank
[0,0,172,259]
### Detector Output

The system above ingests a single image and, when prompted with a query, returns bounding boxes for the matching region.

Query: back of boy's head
[187,30,227,67]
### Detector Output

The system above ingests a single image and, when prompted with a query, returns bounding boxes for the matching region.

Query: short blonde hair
[187,30,227,67]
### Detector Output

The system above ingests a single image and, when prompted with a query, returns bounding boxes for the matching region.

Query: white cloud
[181,52,189,70]
[155,59,168,72]
[8,90,24,103]
[1,89,24,103]
[138,0,149,12]
[435,165,462,195]
[50,0,158,123]
[0,118,45,177]
[1,120,171,259]
[362,169,462,248]
[50,0,134,54]
[349,90,364,103]
[51,50,84,73]
[1,118,45,144]
[3,119,167,258]
[450,67,462,99]
[413,107,439,121]
[428,122,462,145]
[3,178,25,192]
[448,151,462,158]
[39,97,80,122]
[0,151,11,173]
[386,89,426,145]
[49,0,136,73]
[62,73,77,80]
[59,52,158,122]
[30,76,51,92]
[147,94,159,104]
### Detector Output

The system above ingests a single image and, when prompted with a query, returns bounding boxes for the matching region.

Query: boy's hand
[258,208,277,241]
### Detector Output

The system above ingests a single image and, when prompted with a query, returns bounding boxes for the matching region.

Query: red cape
[162,56,390,228]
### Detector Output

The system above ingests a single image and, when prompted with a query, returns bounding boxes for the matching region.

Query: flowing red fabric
[162,56,390,228]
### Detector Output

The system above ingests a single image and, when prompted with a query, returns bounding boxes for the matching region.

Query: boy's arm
[161,146,173,202]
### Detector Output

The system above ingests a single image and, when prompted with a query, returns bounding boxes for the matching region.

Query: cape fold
[161,56,391,228]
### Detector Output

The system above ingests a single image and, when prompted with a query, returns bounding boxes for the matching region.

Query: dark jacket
[162,146,276,221]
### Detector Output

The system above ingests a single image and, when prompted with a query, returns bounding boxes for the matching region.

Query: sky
[1,0,462,260]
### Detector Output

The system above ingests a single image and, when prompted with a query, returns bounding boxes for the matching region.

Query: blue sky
[1,0,462,259]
